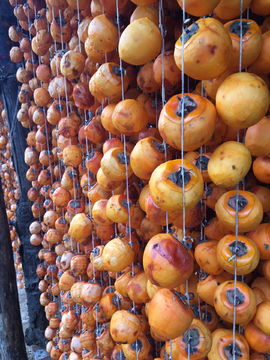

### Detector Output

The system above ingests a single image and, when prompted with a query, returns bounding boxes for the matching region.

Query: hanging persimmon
[174,18,232,80]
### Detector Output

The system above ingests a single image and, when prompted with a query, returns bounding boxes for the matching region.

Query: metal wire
[158,0,169,233]
[55,9,75,255]
[158,1,173,357]
[239,1,244,72]
[115,1,133,257]
[180,3,191,360]
[76,0,82,54]
[159,0,166,108]
[232,1,244,359]
[115,0,138,358]
[51,5,69,234]
[180,1,186,240]
[26,7,36,79]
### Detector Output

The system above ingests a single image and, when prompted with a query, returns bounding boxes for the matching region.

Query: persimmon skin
[197,272,233,306]
[216,72,270,129]
[177,0,221,17]
[253,156,270,184]
[110,310,141,344]
[249,30,270,74]
[119,17,162,66]
[217,234,259,275]
[208,328,250,360]
[254,301,270,335]
[245,322,270,353]
[208,141,252,187]
[214,280,257,325]
[249,223,270,260]
[174,17,233,80]
[224,18,262,71]
[149,159,204,212]
[130,137,165,180]
[143,233,194,289]
[194,240,223,275]
[214,0,252,20]
[112,99,148,136]
[148,288,194,341]
[245,116,270,157]
[158,93,216,152]
[215,190,263,233]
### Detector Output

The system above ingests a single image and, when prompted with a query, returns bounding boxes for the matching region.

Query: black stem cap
[229,20,250,37]
[168,167,191,187]
[224,342,242,360]
[226,288,245,306]
[229,241,248,257]
[181,22,199,44]
[228,194,248,211]
[176,95,197,118]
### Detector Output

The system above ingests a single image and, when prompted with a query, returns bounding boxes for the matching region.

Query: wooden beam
[0,178,28,360]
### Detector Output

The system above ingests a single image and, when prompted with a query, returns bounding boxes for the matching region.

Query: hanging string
[26,6,36,80]
[51,7,59,70]
[38,4,58,304]
[180,2,191,360]
[198,59,209,325]
[241,5,249,192]
[74,4,84,343]
[154,92,159,128]
[57,9,75,254]
[115,0,133,266]
[51,5,68,231]
[33,5,41,67]
[158,0,169,234]
[158,0,172,360]
[115,0,138,358]
[115,2,125,102]
[32,4,50,179]
[180,2,186,241]
[239,2,244,73]
[158,0,166,109]
[158,2,172,358]
[76,0,82,54]
[232,1,244,358]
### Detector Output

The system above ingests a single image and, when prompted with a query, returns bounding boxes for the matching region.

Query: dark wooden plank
[0,0,48,347]
[0,178,28,360]
[0,69,48,348]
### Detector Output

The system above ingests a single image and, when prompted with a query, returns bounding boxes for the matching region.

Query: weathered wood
[0,178,28,360]
[0,66,48,348]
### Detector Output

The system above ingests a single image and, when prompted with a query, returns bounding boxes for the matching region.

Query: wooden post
[0,178,28,360]
[0,69,48,348]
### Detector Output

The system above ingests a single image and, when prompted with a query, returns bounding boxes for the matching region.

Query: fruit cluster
[0,102,24,289]
[6,0,270,359]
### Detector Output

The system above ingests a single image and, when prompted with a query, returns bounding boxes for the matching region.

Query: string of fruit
[6,0,270,359]
[0,101,24,289]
